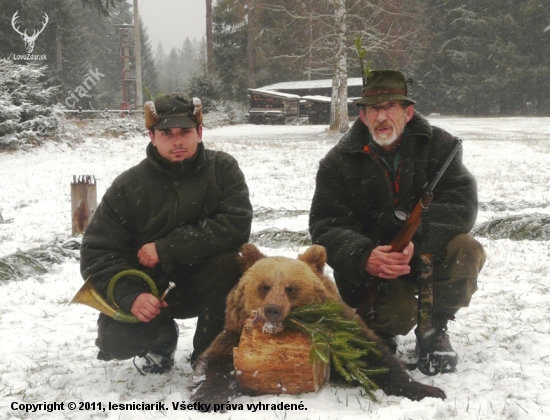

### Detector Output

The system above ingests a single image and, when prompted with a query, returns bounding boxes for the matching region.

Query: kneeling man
[80,94,252,373]
[309,70,485,372]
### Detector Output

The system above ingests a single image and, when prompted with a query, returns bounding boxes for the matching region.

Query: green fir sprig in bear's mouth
[284,301,388,401]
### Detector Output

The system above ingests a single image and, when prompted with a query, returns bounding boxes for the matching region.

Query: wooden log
[233,314,330,395]
[71,175,97,236]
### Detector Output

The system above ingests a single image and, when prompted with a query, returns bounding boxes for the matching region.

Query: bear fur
[192,244,446,404]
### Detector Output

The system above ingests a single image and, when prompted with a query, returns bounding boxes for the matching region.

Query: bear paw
[389,381,447,401]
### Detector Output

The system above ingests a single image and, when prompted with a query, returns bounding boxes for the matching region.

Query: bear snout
[263,304,283,322]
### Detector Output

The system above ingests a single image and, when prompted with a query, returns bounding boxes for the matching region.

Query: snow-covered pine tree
[0,60,59,150]
[183,68,224,113]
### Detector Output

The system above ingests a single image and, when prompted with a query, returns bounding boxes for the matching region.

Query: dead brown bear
[192,244,445,404]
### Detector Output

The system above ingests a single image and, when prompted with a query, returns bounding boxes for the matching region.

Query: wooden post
[71,175,97,236]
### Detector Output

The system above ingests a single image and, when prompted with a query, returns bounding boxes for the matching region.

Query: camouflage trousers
[367,234,486,335]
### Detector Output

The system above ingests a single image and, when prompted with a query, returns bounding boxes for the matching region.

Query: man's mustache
[374,122,393,130]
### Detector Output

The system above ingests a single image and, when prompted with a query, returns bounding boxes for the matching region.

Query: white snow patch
[0,118,549,419]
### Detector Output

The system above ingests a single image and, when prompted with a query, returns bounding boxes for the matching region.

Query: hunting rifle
[356,138,463,369]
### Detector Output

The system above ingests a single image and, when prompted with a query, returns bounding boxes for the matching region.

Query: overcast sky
[129,0,206,53]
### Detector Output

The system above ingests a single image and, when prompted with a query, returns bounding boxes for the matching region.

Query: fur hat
[144,94,203,130]
[355,70,415,107]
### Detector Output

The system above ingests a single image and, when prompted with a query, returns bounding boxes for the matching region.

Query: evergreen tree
[80,0,123,16]
[0,0,132,110]
[0,60,59,149]
[154,41,166,94]
[75,3,130,109]
[183,66,223,112]
[213,0,249,102]
[413,0,550,116]
[164,48,182,93]
[154,38,205,97]
[140,18,160,100]
[180,37,197,80]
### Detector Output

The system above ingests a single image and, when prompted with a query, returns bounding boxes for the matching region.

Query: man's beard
[370,121,398,147]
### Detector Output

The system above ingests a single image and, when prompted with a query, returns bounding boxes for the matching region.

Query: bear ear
[298,245,327,275]
[239,243,267,273]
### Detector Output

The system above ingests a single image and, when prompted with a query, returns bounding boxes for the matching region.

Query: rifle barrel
[426,138,463,193]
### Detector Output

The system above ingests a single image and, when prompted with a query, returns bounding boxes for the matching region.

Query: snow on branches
[0,59,59,149]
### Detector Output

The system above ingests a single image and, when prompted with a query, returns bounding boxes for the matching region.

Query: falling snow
[1,117,550,419]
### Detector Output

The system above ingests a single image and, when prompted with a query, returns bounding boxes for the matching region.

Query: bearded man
[309,70,485,373]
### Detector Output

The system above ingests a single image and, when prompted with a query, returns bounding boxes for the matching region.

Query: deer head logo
[11,11,49,54]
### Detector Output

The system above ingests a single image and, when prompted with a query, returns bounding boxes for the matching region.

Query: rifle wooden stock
[390,192,433,253]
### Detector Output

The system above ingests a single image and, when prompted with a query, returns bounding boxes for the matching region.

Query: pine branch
[284,301,387,400]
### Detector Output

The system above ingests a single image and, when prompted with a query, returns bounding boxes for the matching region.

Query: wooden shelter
[246,89,301,124]
[261,78,363,97]
[302,95,360,125]
[248,78,364,125]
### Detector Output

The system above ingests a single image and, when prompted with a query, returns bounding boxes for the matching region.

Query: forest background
[1,0,550,133]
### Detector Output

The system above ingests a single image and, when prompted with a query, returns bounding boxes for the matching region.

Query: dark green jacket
[80,142,252,311]
[309,113,477,298]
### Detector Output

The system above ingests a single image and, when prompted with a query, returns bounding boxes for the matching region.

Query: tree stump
[71,175,97,236]
[233,313,330,395]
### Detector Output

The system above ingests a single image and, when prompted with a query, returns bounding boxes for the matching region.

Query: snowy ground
[0,117,549,419]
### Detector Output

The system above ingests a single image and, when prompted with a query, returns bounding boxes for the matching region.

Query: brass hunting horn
[70,269,174,323]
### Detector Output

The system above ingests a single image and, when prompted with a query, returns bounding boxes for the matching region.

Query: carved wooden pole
[71,175,97,236]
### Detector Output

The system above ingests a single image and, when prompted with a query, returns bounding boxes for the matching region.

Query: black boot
[430,315,458,373]
[134,321,179,375]
[417,315,457,375]
[190,308,225,368]
[138,350,176,374]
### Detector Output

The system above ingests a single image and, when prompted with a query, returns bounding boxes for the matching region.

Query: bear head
[224,244,340,334]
